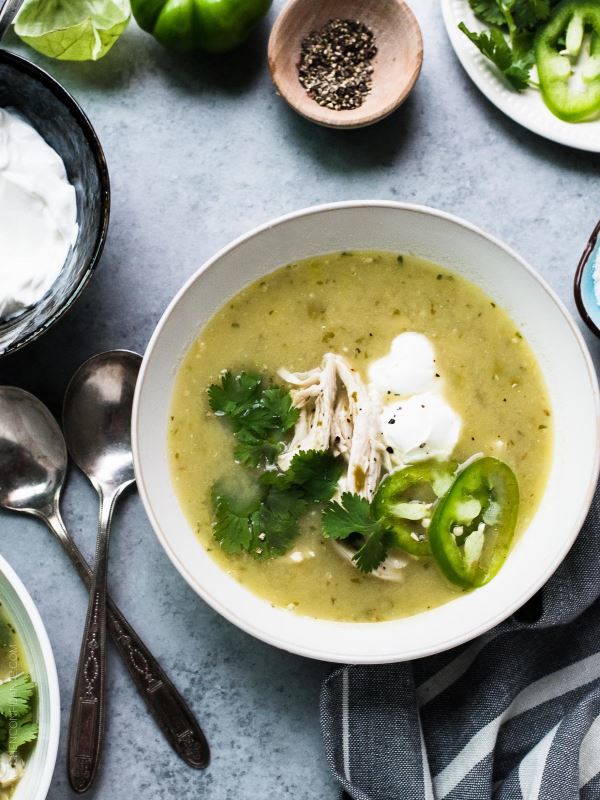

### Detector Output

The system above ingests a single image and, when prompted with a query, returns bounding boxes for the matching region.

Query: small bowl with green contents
[0,554,59,800]
[268,0,423,128]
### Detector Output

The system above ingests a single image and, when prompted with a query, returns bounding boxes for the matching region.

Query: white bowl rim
[133,200,600,663]
[0,552,60,798]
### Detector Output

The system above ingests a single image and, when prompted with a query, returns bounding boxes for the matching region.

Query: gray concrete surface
[1,1,598,797]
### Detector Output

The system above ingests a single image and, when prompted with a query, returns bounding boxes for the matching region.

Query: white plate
[441,0,600,152]
[133,201,600,664]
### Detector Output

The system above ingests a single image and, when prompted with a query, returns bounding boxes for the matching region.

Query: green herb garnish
[208,371,299,468]
[8,713,38,754]
[459,0,562,92]
[212,451,342,559]
[0,673,39,755]
[322,493,393,573]
[0,673,36,718]
[458,23,533,90]
[467,0,506,26]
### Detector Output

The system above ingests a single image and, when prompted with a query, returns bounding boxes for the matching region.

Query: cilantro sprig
[0,673,38,755]
[458,23,533,90]
[0,673,36,718]
[213,451,343,559]
[460,0,561,91]
[322,493,394,573]
[8,713,38,754]
[208,371,299,468]
[468,0,553,29]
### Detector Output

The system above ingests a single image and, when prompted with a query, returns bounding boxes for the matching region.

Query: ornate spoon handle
[67,489,115,792]
[46,505,210,774]
[105,594,210,767]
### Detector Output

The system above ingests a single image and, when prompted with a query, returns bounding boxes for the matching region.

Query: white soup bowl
[133,202,599,664]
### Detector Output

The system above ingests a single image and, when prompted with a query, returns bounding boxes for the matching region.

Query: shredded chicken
[331,540,408,582]
[278,354,384,500]
[0,753,23,788]
[278,353,408,582]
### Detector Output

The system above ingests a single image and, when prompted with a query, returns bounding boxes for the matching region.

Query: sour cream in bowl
[0,50,109,358]
[0,108,78,321]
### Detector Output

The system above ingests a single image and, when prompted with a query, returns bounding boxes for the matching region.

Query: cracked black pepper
[298,18,377,111]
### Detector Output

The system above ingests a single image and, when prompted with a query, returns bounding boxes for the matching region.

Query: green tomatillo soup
[168,251,552,622]
[0,605,38,797]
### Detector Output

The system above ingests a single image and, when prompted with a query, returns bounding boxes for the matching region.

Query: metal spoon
[0,383,209,784]
[63,351,142,791]
[0,0,25,41]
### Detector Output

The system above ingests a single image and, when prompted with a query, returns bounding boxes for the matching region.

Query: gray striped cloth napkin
[321,491,600,800]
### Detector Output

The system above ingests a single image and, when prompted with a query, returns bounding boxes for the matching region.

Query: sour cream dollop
[380,391,461,463]
[368,332,437,396]
[368,333,461,464]
[0,108,78,320]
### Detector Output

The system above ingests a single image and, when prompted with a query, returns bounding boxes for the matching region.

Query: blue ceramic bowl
[574,219,600,339]
[0,49,110,357]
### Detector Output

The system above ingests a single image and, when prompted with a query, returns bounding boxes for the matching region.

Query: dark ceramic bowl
[0,49,109,357]
[574,218,600,339]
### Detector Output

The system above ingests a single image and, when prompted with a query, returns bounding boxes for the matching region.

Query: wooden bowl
[268,0,423,129]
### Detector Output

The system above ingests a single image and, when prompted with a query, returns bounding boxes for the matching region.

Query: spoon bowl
[63,351,140,492]
[268,0,423,129]
[0,387,66,516]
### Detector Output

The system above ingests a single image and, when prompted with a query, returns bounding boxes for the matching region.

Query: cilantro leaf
[458,23,532,90]
[322,493,381,540]
[8,712,38,754]
[468,0,505,27]
[212,487,259,555]
[511,0,551,30]
[233,429,284,469]
[208,371,299,468]
[322,493,393,573]
[353,527,394,574]
[208,371,262,419]
[252,505,300,559]
[275,451,343,503]
[251,387,299,435]
[0,674,36,718]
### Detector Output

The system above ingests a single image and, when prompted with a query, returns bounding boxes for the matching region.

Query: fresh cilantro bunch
[213,451,343,559]
[459,0,562,90]
[322,493,394,573]
[0,673,39,754]
[208,371,299,468]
